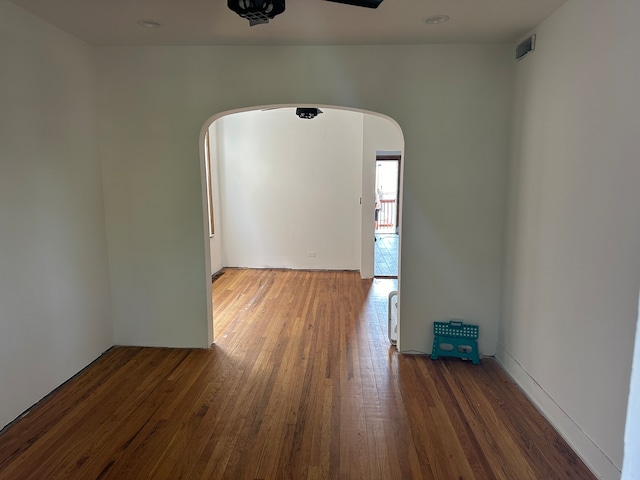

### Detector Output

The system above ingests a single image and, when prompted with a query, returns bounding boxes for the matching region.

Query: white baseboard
[495,343,621,480]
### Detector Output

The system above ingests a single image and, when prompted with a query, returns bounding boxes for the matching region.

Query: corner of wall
[496,343,621,480]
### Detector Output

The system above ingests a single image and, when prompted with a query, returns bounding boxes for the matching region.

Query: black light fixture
[325,0,382,7]
[296,108,323,119]
[228,0,285,26]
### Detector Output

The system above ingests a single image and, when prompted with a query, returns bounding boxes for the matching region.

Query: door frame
[375,154,401,234]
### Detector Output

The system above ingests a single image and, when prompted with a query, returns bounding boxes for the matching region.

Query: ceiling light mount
[423,15,450,25]
[325,0,383,8]
[136,20,163,28]
[228,0,285,26]
[296,108,323,119]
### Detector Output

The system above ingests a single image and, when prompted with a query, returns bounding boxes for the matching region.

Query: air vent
[516,35,536,61]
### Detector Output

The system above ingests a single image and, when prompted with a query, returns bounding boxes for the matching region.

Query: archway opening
[199,104,405,346]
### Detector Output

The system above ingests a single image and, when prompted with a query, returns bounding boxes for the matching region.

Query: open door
[374,155,400,278]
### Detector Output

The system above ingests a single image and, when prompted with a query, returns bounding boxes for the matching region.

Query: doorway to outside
[374,155,400,278]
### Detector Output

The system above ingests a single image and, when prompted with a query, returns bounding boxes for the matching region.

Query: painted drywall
[208,124,224,275]
[215,108,362,270]
[95,44,511,352]
[361,114,404,279]
[499,0,640,478]
[0,1,113,429]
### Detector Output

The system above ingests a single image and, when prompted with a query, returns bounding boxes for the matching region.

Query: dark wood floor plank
[0,268,597,480]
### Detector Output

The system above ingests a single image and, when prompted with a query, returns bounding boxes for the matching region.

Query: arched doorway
[199,105,405,345]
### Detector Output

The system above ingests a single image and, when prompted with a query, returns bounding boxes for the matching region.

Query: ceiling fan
[228,0,383,26]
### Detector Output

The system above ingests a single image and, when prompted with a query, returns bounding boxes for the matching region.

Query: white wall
[361,114,404,278]
[208,124,224,275]
[214,108,363,270]
[499,1,640,478]
[0,2,113,429]
[96,44,512,354]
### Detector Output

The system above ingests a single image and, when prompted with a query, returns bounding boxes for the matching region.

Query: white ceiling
[9,0,566,46]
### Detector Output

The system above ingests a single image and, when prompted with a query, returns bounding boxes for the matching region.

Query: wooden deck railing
[378,199,396,230]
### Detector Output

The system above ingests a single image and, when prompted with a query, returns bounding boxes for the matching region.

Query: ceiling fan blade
[323,0,383,8]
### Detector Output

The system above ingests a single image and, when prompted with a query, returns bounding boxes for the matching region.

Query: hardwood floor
[0,269,595,479]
